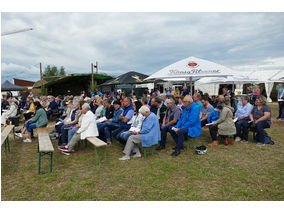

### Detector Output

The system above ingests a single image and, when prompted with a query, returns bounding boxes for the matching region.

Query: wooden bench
[1,125,15,156]
[38,133,54,174]
[86,137,107,165]
[37,127,48,134]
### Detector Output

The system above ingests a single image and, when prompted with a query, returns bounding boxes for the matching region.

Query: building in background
[13,78,35,89]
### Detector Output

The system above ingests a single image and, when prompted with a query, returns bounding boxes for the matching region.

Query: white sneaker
[23,138,32,143]
[132,153,141,158]
[256,142,265,146]
[15,132,23,138]
[235,137,241,142]
[241,140,248,143]
[119,155,130,161]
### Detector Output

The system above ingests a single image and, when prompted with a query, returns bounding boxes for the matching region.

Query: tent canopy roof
[145,56,234,80]
[1,80,28,91]
[99,71,163,86]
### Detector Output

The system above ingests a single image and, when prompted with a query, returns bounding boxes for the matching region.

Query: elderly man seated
[119,106,160,160]
[234,95,253,143]
[156,98,181,150]
[169,95,201,156]
[59,103,99,155]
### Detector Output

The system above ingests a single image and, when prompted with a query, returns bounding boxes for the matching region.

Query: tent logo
[188,61,199,68]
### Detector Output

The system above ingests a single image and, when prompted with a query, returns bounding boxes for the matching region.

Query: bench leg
[94,147,99,165]
[38,152,42,174]
[152,146,154,156]
[143,148,146,158]
[104,146,107,163]
[50,152,53,173]
[85,139,88,148]
[186,141,190,152]
[4,140,7,157]
[13,127,15,141]
[7,136,10,153]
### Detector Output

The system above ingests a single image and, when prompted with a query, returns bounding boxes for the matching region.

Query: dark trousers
[24,112,34,121]
[209,124,218,141]
[279,101,284,118]
[255,121,271,143]
[169,127,188,151]
[235,118,250,141]
[60,124,75,145]
[160,125,174,147]
[97,122,107,141]
[112,127,128,141]
[56,122,64,133]
[201,119,208,127]
[103,122,120,141]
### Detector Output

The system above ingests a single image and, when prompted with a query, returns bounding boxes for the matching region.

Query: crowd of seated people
[6,85,276,159]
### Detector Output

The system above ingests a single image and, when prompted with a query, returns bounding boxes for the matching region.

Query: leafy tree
[59,66,66,76]
[43,65,66,82]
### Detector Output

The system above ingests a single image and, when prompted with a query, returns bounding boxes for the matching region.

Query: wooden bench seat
[37,127,48,134]
[86,137,107,148]
[86,137,107,165]
[38,133,54,174]
[1,125,15,156]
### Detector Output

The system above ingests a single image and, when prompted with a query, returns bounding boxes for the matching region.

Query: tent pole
[232,83,235,94]
[190,76,193,96]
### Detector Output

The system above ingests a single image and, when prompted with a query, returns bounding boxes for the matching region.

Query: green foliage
[43,65,66,82]
[59,66,66,76]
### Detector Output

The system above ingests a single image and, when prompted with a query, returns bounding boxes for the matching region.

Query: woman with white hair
[1,98,18,125]
[119,105,160,160]
[58,103,99,155]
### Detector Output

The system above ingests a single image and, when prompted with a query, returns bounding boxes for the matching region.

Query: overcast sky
[1,12,284,83]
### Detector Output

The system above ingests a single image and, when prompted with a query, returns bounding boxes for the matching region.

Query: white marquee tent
[145,56,233,95]
[195,70,284,102]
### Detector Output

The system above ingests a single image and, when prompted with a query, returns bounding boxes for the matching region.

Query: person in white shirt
[1,98,18,125]
[117,101,144,145]
[59,103,99,155]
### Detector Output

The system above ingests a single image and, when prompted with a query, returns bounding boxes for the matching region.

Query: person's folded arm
[255,112,270,123]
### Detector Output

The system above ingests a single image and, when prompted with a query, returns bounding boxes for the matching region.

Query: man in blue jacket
[169,95,201,156]
[119,106,160,160]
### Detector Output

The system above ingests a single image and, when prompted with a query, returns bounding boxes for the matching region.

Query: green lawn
[1,103,284,201]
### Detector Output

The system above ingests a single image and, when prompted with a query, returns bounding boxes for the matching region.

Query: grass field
[1,103,284,201]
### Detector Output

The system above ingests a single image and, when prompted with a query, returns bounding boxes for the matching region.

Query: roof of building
[99,71,164,86]
[2,80,28,91]
[13,78,35,87]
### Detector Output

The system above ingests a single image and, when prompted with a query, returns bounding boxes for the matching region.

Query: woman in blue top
[119,106,160,161]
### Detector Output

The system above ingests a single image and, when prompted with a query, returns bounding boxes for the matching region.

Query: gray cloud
[1,12,284,83]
